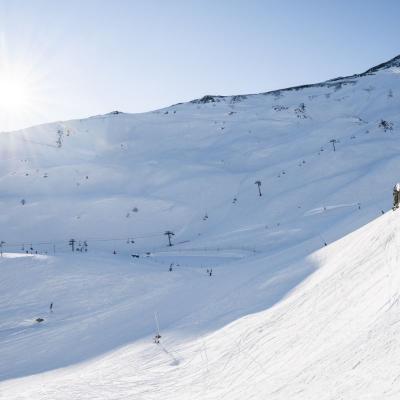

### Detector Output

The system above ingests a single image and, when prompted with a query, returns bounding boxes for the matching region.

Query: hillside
[0,54,399,253]
[1,55,400,399]
[2,210,399,399]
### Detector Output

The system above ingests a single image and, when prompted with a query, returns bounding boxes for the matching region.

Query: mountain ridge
[187,53,400,105]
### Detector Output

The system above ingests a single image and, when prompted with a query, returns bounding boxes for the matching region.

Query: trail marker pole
[154,312,161,344]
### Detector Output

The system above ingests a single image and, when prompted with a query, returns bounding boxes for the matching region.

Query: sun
[0,61,45,131]
[0,72,32,112]
[0,39,52,131]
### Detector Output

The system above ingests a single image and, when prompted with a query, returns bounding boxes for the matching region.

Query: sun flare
[0,74,31,111]
[0,58,46,131]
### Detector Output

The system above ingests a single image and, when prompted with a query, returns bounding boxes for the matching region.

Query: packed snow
[1,55,400,399]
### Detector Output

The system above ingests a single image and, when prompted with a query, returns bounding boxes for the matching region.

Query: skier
[50,302,53,313]
[153,333,161,344]
[393,183,400,210]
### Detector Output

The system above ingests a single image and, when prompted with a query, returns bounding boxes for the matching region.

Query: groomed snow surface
[1,57,400,399]
[2,210,400,399]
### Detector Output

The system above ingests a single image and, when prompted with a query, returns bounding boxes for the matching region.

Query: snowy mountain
[1,55,400,399]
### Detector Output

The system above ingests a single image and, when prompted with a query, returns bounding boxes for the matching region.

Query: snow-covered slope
[0,55,399,253]
[2,197,400,399]
[1,55,400,399]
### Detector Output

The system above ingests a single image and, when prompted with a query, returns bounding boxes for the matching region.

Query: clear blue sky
[0,0,399,131]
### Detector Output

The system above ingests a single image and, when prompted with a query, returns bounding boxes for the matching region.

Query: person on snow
[393,183,400,210]
[154,334,161,344]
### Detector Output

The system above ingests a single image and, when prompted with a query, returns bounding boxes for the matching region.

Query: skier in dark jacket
[393,183,400,210]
